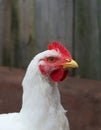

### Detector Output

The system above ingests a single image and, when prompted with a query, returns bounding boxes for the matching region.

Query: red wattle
[60,70,68,81]
[50,67,68,82]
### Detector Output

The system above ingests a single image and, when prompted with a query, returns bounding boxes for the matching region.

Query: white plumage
[0,42,78,130]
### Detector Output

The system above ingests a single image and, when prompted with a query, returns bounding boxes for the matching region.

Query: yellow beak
[63,59,78,69]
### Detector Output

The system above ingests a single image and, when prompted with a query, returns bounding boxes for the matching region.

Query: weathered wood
[34,0,73,53]
[75,0,101,80]
[0,0,35,68]
[1,0,11,66]
[19,0,35,68]
[0,0,101,79]
[0,0,4,64]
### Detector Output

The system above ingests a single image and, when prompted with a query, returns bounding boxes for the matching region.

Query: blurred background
[0,0,101,80]
[0,1,101,130]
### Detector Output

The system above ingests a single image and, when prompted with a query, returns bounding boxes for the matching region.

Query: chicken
[0,41,78,130]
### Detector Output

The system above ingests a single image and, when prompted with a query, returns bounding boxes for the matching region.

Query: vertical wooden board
[34,0,50,53]
[75,0,101,80]
[2,0,11,66]
[64,0,73,52]
[48,0,73,52]
[0,0,20,67]
[75,0,91,78]
[0,0,4,64]
[10,0,20,67]
[75,0,89,78]
[19,0,35,68]
[34,0,73,53]
[88,0,101,80]
[97,0,101,78]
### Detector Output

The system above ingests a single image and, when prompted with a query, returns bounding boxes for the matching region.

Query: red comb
[48,41,72,59]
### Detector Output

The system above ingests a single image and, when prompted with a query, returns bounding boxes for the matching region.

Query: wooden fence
[0,0,101,80]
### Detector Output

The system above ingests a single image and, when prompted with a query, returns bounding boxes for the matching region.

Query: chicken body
[0,42,78,130]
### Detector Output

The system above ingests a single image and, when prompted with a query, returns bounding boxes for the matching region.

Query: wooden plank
[0,0,4,64]
[2,0,11,66]
[19,0,35,68]
[75,0,101,80]
[0,0,35,68]
[34,0,73,53]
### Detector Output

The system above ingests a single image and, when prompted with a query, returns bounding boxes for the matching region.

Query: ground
[0,66,101,130]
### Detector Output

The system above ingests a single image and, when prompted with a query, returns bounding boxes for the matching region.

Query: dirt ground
[0,66,101,130]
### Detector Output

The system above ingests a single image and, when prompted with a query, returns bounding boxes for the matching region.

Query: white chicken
[0,41,78,130]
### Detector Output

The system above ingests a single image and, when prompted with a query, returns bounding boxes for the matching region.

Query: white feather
[0,50,69,130]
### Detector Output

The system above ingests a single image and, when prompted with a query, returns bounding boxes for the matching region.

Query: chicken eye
[47,57,56,62]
